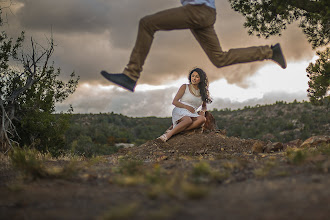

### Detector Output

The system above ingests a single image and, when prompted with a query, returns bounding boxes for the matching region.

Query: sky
[1,0,318,117]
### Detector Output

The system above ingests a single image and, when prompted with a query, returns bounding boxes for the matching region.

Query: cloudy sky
[1,0,317,117]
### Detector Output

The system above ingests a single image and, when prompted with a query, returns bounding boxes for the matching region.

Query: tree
[0,8,79,154]
[228,0,329,107]
[228,0,329,49]
[306,48,330,107]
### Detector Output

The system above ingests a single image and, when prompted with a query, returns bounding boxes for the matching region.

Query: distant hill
[65,101,329,156]
[212,101,329,143]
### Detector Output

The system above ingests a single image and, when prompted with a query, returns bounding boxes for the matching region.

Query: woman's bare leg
[185,115,206,130]
[165,116,193,140]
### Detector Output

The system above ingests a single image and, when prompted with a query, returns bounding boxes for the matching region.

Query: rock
[285,139,303,149]
[272,142,284,152]
[252,141,265,154]
[202,111,218,132]
[263,142,284,153]
[156,155,168,162]
[263,143,272,153]
[300,135,330,148]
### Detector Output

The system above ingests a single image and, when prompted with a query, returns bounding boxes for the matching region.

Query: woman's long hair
[188,68,212,104]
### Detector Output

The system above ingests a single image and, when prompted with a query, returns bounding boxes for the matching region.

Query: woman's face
[190,71,200,85]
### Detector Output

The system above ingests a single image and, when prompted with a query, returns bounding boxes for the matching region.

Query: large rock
[300,136,330,148]
[252,141,266,154]
[264,142,284,153]
[285,139,303,149]
[252,141,284,154]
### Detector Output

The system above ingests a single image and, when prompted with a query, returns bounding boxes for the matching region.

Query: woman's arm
[199,101,207,116]
[172,84,195,113]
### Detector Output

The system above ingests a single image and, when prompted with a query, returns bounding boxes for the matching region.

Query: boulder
[300,136,330,148]
[264,142,283,153]
[252,141,265,154]
[285,139,303,149]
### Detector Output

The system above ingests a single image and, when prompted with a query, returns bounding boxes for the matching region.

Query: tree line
[62,101,329,157]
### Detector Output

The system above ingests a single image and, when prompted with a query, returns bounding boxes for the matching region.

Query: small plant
[52,160,80,179]
[115,157,143,176]
[10,147,81,180]
[181,182,209,200]
[254,160,277,177]
[318,143,330,156]
[191,161,229,183]
[191,161,212,182]
[99,202,139,220]
[286,149,308,165]
[112,175,145,187]
[145,164,165,184]
[9,147,49,179]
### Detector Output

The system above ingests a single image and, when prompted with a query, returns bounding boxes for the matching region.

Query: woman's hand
[186,106,195,113]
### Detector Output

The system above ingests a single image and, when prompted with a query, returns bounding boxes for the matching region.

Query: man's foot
[271,43,287,69]
[100,71,136,92]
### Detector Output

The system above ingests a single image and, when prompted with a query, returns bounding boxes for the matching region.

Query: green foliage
[0,10,79,154]
[307,48,330,107]
[64,113,171,155]
[213,101,329,142]
[229,0,330,48]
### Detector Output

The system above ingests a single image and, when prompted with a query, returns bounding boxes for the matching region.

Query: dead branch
[1,35,56,153]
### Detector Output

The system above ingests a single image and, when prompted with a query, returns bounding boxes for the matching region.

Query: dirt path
[1,132,330,220]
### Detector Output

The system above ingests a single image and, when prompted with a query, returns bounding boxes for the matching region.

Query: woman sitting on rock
[158,68,212,142]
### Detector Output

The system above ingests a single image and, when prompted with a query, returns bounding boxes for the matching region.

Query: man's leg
[191,26,278,68]
[123,6,200,82]
[101,4,217,92]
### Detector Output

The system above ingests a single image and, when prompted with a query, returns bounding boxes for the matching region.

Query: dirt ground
[1,131,330,220]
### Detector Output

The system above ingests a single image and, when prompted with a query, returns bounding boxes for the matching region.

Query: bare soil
[1,130,330,220]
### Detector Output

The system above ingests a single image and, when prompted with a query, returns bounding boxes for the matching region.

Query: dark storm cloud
[10,0,315,86]
[15,0,175,48]
[3,0,316,116]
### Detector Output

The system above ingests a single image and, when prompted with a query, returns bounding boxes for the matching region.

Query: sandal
[157,134,168,142]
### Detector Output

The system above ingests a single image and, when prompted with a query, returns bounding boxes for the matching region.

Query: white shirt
[180,84,203,110]
[181,0,216,9]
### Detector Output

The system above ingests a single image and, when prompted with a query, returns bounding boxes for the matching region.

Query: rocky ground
[0,130,330,220]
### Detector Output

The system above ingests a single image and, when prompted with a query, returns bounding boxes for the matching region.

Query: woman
[158,68,212,142]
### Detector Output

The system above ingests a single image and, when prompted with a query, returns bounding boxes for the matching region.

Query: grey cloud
[56,86,178,117]
[209,91,308,111]
[15,0,176,48]
[57,84,308,117]
[6,0,316,89]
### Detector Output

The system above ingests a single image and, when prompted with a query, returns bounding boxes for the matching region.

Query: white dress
[172,84,203,128]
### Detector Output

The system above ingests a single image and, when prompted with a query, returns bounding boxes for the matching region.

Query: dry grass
[9,147,81,180]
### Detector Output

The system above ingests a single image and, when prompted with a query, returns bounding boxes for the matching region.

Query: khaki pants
[123,4,273,81]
